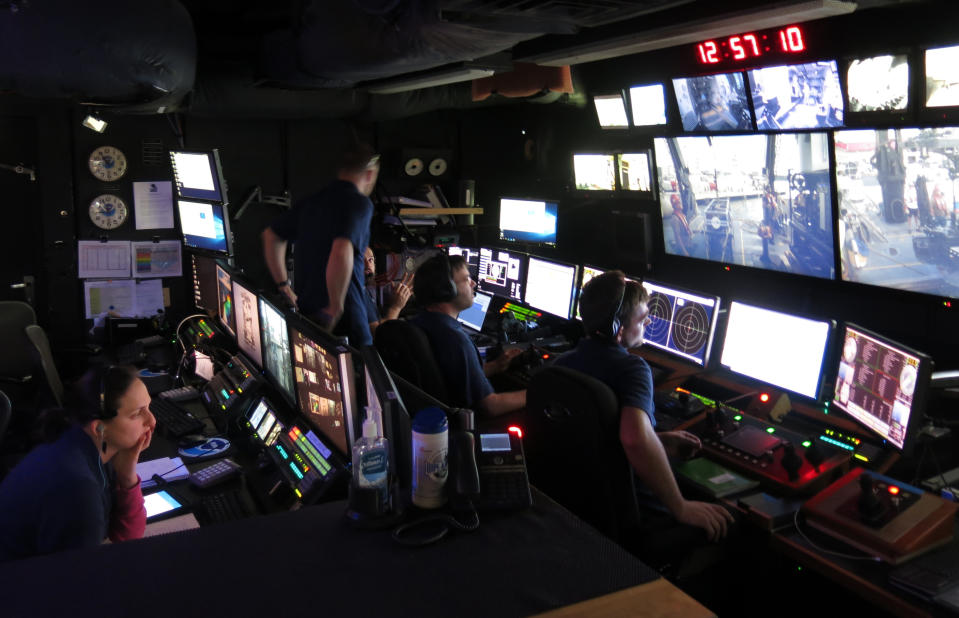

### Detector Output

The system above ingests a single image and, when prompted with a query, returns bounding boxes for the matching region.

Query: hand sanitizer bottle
[352,408,389,510]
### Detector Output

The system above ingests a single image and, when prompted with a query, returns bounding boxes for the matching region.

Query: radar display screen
[641,280,720,367]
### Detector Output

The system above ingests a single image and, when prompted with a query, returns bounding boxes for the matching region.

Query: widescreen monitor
[831,324,931,452]
[593,94,629,128]
[259,297,295,404]
[846,54,909,112]
[641,280,720,367]
[499,197,558,247]
[446,246,480,280]
[654,133,835,280]
[617,153,652,192]
[573,154,616,191]
[177,200,230,255]
[629,83,667,126]
[925,45,959,108]
[190,253,219,312]
[524,257,577,319]
[477,247,528,302]
[748,60,844,130]
[289,324,353,456]
[672,72,752,132]
[232,279,262,368]
[834,127,959,299]
[457,291,493,332]
[215,264,236,337]
[170,149,225,202]
[720,301,832,400]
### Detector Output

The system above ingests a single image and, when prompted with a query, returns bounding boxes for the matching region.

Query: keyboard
[197,490,254,526]
[150,397,205,438]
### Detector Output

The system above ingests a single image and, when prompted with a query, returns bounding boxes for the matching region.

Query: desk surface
[0,490,665,618]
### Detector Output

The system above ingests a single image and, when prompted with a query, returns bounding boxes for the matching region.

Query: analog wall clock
[88,194,129,230]
[88,146,128,182]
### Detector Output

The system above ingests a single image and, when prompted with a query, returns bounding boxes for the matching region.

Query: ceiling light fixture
[81,113,108,133]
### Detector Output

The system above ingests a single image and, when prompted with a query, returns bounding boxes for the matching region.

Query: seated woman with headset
[0,365,155,562]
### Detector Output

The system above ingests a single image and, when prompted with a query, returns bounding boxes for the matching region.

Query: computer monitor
[215,264,236,338]
[641,279,720,367]
[672,72,752,132]
[170,149,226,203]
[835,126,959,299]
[593,94,629,128]
[654,133,836,280]
[573,154,616,191]
[748,60,844,130]
[446,246,480,280]
[361,346,413,495]
[457,291,493,332]
[846,54,909,113]
[831,324,931,453]
[524,257,578,319]
[176,200,231,256]
[629,83,667,126]
[189,253,219,312]
[477,247,528,302]
[499,197,558,247]
[617,153,652,192]
[925,44,959,108]
[231,278,263,368]
[289,323,356,456]
[259,297,295,405]
[573,264,606,321]
[720,301,832,400]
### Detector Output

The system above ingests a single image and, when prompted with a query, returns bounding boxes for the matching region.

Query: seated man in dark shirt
[411,254,525,416]
[554,270,733,542]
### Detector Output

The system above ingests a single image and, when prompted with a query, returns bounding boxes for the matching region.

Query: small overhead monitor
[524,256,578,319]
[846,54,910,113]
[259,297,295,405]
[457,291,493,332]
[176,200,232,256]
[189,253,219,312]
[573,154,616,191]
[169,149,226,203]
[641,279,720,367]
[925,44,959,108]
[629,83,667,126]
[593,94,629,129]
[672,72,752,132]
[446,246,480,280]
[477,247,528,302]
[831,324,931,453]
[231,278,263,368]
[573,264,606,321]
[617,153,652,192]
[720,301,832,400]
[499,197,558,247]
[215,264,236,338]
[289,322,357,456]
[748,60,844,130]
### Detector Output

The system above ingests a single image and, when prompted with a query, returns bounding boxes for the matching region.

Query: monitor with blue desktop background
[641,279,720,368]
[478,247,528,302]
[499,198,558,247]
[215,264,236,338]
[457,291,493,332]
[672,71,752,132]
[177,200,231,255]
[524,257,578,319]
[748,60,844,130]
[170,149,226,203]
[232,278,263,368]
[259,297,295,405]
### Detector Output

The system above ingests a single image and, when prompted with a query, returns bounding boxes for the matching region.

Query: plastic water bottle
[411,407,449,509]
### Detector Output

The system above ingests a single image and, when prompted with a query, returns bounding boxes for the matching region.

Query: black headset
[415,253,458,304]
[607,278,627,339]
[96,365,121,421]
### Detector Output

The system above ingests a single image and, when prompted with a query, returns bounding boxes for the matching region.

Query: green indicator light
[766,427,775,434]
[797,566,803,572]
[802,440,811,447]
[734,415,742,421]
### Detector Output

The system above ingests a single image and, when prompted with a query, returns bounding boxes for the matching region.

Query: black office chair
[0,390,11,448]
[525,366,641,545]
[374,319,450,406]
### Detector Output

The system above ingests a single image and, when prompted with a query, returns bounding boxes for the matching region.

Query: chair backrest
[374,319,450,405]
[25,324,63,407]
[0,390,11,447]
[0,301,38,381]
[525,366,640,543]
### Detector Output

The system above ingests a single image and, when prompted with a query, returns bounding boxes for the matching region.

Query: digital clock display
[695,25,806,65]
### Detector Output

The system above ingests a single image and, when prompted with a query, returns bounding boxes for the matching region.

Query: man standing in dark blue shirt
[555,270,733,541]
[263,144,380,346]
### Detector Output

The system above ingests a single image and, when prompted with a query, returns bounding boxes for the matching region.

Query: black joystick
[804,441,825,471]
[781,442,803,481]
[706,406,725,436]
[858,472,883,520]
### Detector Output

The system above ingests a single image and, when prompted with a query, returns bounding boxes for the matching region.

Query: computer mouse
[178,434,208,448]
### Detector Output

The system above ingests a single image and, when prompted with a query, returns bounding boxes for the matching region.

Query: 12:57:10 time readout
[696,26,805,64]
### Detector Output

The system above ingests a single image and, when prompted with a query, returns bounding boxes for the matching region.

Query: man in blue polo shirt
[411,254,524,416]
[554,270,733,542]
[262,144,380,346]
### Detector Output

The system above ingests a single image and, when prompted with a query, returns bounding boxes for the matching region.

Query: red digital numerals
[696,26,804,64]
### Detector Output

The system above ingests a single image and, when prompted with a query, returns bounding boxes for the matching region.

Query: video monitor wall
[846,54,910,112]
[835,127,959,298]
[232,279,263,367]
[259,298,295,404]
[672,72,752,132]
[654,133,835,280]
[629,83,667,126]
[290,326,349,456]
[641,280,720,367]
[748,61,844,130]
[215,264,236,337]
[573,154,616,191]
[925,44,959,108]
[478,248,528,302]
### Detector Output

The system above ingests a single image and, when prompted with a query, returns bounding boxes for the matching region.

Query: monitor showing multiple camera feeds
[446,246,480,280]
[170,150,224,203]
[835,127,959,299]
[673,72,752,132]
[925,44,959,108]
[831,324,930,451]
[289,326,350,456]
[259,297,295,404]
[846,54,909,112]
[232,279,262,368]
[593,94,629,128]
[629,83,667,126]
[642,280,720,368]
[177,201,229,255]
[720,301,832,400]
[478,247,528,302]
[499,198,558,246]
[748,61,844,130]
[654,133,835,280]
[215,264,235,337]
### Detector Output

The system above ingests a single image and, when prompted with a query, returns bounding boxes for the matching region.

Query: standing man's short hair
[579,270,649,340]
[337,143,380,175]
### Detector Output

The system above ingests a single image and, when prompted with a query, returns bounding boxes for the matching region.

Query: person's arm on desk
[483,348,523,377]
[477,390,526,417]
[322,237,354,326]
[620,406,732,542]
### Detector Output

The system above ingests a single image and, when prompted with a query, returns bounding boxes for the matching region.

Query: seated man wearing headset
[411,254,525,416]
